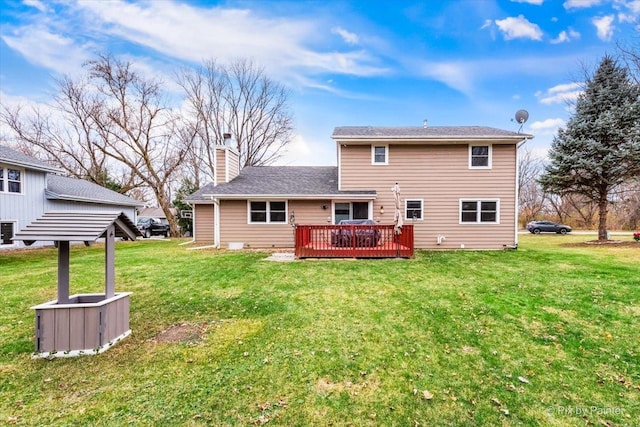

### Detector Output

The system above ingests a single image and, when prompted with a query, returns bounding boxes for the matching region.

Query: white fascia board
[45,190,143,207]
[332,135,533,144]
[200,193,377,200]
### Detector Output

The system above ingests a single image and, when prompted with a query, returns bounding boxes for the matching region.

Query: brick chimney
[214,133,240,185]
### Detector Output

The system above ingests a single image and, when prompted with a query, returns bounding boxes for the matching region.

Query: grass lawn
[1,234,638,426]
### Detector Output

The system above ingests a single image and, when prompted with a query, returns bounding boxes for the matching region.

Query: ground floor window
[1,221,15,245]
[460,199,499,224]
[248,201,287,223]
[405,199,423,220]
[334,201,369,223]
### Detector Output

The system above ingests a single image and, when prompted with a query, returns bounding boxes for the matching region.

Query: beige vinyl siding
[215,148,241,184]
[194,204,215,244]
[227,150,240,181]
[340,143,517,249]
[219,199,330,248]
[215,150,226,185]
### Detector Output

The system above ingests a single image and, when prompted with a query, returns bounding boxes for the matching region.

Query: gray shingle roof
[13,210,141,244]
[46,174,143,207]
[0,145,63,173]
[332,126,532,139]
[186,166,376,201]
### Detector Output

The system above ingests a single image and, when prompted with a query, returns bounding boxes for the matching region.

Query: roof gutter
[0,158,63,174]
[198,193,377,201]
[45,190,144,207]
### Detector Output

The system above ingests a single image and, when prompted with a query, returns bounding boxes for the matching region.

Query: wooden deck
[295,224,413,258]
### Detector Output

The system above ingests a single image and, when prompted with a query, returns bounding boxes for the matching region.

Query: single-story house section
[185,126,532,250]
[1,144,143,250]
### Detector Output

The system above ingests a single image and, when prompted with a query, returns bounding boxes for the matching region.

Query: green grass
[1,235,638,426]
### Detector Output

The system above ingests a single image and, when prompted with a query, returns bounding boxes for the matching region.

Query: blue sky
[1,0,639,166]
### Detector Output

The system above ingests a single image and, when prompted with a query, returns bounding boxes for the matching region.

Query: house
[185,126,532,250]
[0,145,143,250]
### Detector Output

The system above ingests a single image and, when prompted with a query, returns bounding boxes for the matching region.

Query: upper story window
[248,201,287,224]
[405,199,423,220]
[0,166,23,193]
[469,145,492,169]
[371,145,388,165]
[460,199,499,224]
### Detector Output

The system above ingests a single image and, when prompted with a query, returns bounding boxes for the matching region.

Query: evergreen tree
[172,178,199,236]
[540,55,640,240]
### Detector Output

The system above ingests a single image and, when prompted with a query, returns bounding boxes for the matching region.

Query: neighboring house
[138,207,177,225]
[0,145,143,250]
[185,126,532,250]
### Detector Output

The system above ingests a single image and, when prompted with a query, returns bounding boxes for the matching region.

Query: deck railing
[294,224,414,258]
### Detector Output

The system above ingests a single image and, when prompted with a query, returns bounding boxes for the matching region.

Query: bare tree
[86,54,194,236]
[518,148,548,225]
[1,77,140,191]
[178,58,294,181]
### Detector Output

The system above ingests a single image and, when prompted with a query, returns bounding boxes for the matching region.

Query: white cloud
[1,26,92,76]
[550,28,580,43]
[419,62,474,95]
[23,0,49,13]
[71,0,387,84]
[277,133,335,166]
[331,27,359,45]
[592,15,615,41]
[564,0,602,9]
[537,82,582,104]
[510,0,544,4]
[529,118,566,136]
[495,15,543,41]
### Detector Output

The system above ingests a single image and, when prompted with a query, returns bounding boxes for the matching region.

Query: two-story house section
[0,145,143,250]
[334,126,531,249]
[186,126,532,250]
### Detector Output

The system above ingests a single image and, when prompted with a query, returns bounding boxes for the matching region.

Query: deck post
[57,241,71,304]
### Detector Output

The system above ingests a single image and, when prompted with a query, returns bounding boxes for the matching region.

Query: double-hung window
[469,145,491,169]
[0,166,23,193]
[405,199,423,220]
[460,200,499,224]
[371,145,388,165]
[249,201,287,224]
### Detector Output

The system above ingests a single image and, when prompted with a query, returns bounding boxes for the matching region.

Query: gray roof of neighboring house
[186,166,376,201]
[332,126,532,139]
[0,145,63,173]
[13,210,141,244]
[46,174,143,207]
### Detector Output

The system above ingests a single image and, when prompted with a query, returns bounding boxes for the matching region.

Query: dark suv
[137,217,170,238]
[526,221,572,235]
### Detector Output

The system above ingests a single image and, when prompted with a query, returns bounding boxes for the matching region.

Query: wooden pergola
[13,211,140,357]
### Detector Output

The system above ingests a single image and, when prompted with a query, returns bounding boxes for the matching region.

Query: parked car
[137,216,170,238]
[526,221,572,235]
[331,219,381,247]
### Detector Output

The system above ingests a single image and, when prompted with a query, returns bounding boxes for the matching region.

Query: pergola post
[57,241,71,304]
[105,224,115,298]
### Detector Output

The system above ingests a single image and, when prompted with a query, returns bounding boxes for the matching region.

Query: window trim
[0,220,17,247]
[459,199,500,224]
[247,200,288,224]
[468,144,492,169]
[404,199,424,221]
[371,145,389,165]
[0,164,24,195]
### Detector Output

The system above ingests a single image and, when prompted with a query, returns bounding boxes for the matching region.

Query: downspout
[514,137,530,247]
[213,198,220,249]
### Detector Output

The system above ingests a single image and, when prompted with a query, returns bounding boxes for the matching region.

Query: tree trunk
[597,195,609,241]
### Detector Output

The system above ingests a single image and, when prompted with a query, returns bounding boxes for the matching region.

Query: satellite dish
[515,109,529,124]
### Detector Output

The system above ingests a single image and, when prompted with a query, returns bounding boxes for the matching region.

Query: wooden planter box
[31,292,131,357]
